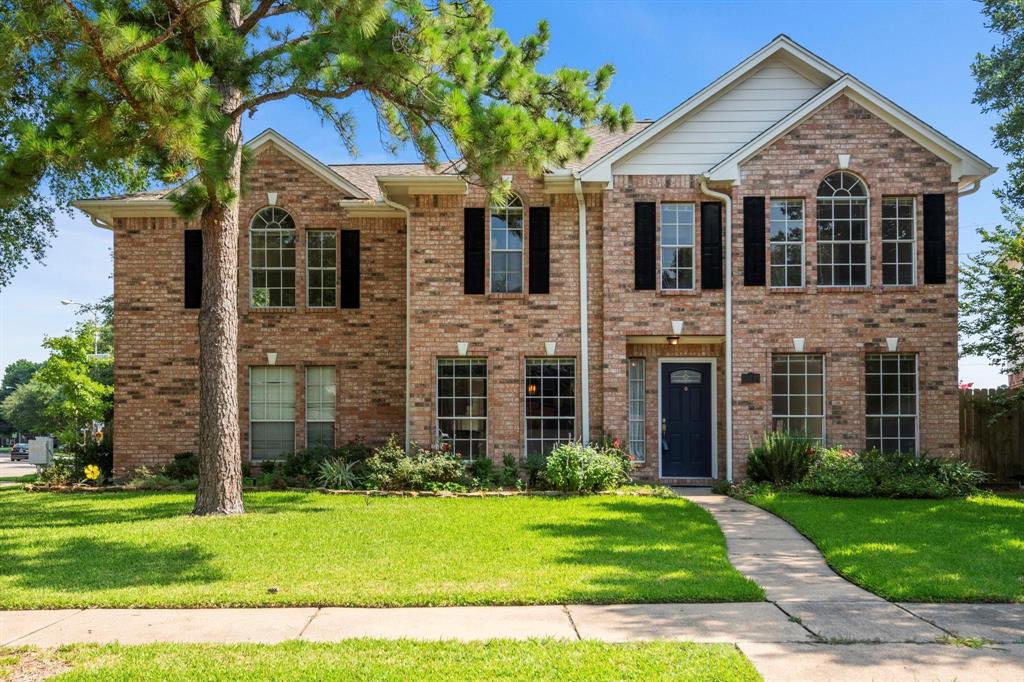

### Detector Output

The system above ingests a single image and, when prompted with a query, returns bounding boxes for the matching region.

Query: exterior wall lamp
[667,336,680,345]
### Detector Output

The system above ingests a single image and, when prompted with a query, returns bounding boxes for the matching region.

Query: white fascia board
[248,129,369,199]
[376,175,467,194]
[577,34,843,183]
[72,199,177,228]
[708,75,998,185]
[338,200,405,217]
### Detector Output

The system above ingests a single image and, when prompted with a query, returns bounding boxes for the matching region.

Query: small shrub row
[741,431,986,499]
[544,441,632,493]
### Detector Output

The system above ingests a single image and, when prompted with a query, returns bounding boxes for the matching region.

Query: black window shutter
[528,206,550,294]
[701,202,724,290]
[184,230,202,309]
[922,193,947,284]
[743,196,766,286]
[634,202,656,290]
[339,229,360,309]
[464,207,485,294]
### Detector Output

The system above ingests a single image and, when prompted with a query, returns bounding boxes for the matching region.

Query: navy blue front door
[661,362,712,478]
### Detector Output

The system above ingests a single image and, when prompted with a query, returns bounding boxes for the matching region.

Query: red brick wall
[111,144,405,474]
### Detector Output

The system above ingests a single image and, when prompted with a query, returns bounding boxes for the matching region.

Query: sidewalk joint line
[297,607,321,639]
[891,602,957,639]
[562,605,581,640]
[1,608,87,647]
[767,600,823,642]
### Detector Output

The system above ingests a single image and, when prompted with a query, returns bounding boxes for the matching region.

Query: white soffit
[578,35,842,182]
[706,75,998,186]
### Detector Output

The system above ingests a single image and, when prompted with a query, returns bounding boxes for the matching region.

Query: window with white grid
[881,197,916,286]
[771,354,825,442]
[250,207,296,307]
[250,366,295,460]
[437,358,487,460]
[525,358,576,456]
[660,203,695,290]
[305,366,335,448]
[628,358,646,461]
[817,172,869,287]
[306,231,337,307]
[490,194,524,293]
[770,199,804,287]
[865,354,918,454]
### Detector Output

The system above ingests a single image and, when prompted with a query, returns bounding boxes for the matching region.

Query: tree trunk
[193,75,245,516]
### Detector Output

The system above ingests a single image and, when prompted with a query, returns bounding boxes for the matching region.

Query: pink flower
[612,438,622,449]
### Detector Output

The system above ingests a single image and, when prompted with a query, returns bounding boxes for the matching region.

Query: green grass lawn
[0,474,36,483]
[747,491,1024,602]
[0,641,762,681]
[0,489,762,608]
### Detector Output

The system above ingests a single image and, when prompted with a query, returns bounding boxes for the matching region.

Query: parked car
[10,443,29,461]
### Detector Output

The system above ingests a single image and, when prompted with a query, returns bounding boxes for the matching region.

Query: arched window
[489,193,523,293]
[250,207,296,307]
[816,171,868,286]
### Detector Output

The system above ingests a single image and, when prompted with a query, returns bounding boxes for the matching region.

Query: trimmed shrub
[746,431,816,486]
[38,461,73,486]
[799,448,986,498]
[799,448,873,496]
[364,436,467,491]
[544,442,631,493]
[281,446,334,479]
[162,452,198,481]
[67,440,113,481]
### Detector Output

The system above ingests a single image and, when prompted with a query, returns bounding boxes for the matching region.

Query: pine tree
[0,0,631,514]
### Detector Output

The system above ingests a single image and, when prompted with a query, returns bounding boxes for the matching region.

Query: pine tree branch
[234,84,362,116]
[112,0,213,65]
[236,0,288,35]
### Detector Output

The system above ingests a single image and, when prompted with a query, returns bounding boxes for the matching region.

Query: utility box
[27,437,54,466]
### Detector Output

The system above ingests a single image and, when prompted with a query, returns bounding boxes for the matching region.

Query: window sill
[813,285,872,294]
[766,286,807,294]
[657,288,700,297]
[483,292,528,300]
[247,306,298,313]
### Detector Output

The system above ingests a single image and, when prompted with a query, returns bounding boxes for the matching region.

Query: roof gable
[578,35,842,181]
[706,75,997,187]
[248,129,369,199]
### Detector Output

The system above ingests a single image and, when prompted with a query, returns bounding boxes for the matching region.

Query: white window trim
[881,196,917,287]
[488,194,524,294]
[770,353,827,444]
[523,357,577,457]
[659,202,696,291]
[655,357,717,479]
[865,353,920,455]
[435,357,488,461]
[249,366,296,461]
[769,198,806,288]
[249,206,297,308]
[628,358,646,461]
[305,230,338,308]
[816,172,871,288]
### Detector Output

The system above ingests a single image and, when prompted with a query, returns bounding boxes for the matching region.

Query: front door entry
[661,362,712,478]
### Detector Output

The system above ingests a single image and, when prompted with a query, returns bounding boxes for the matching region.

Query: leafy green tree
[970,0,1024,402]
[0,379,58,436]
[0,0,630,514]
[0,359,42,403]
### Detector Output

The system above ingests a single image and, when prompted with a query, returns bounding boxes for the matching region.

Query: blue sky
[0,0,1009,386]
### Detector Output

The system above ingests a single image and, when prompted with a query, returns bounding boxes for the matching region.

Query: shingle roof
[327,163,442,200]
[564,121,653,171]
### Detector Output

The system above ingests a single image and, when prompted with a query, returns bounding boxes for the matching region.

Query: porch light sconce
[457,341,469,357]
[266,192,278,206]
[545,341,557,356]
[667,336,680,346]
[838,154,850,169]
[671,320,684,335]
[793,338,805,352]
[266,352,277,366]
[886,337,900,352]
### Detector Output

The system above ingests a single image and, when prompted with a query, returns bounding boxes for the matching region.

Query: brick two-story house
[75,36,995,482]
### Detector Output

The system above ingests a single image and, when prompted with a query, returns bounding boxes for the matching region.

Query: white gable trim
[248,129,369,199]
[707,75,997,186]
[578,35,842,183]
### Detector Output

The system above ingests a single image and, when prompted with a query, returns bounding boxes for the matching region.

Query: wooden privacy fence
[959,388,1024,485]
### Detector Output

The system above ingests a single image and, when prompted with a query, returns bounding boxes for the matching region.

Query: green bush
[799,448,873,496]
[66,440,113,481]
[162,452,198,481]
[123,466,196,491]
[364,436,467,491]
[282,443,375,481]
[468,456,497,487]
[499,454,521,488]
[315,457,360,489]
[544,442,631,493]
[522,453,547,488]
[38,461,73,486]
[799,448,986,498]
[746,431,816,486]
[710,478,733,495]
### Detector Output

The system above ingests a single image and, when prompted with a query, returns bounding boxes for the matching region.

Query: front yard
[0,489,762,608]
[0,640,762,681]
[747,491,1024,602]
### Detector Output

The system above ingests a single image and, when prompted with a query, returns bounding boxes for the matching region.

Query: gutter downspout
[573,177,591,443]
[379,193,413,451]
[698,177,733,481]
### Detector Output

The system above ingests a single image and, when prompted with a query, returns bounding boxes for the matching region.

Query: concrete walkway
[2,489,1022,681]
